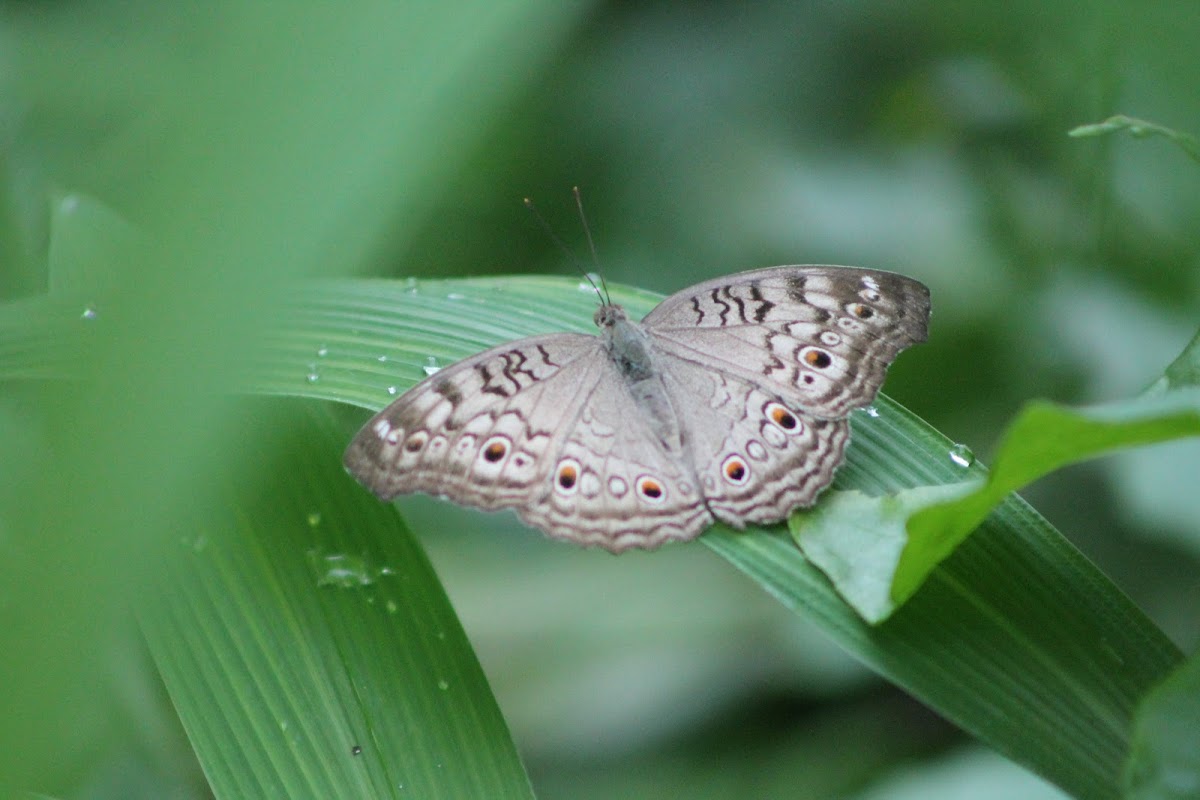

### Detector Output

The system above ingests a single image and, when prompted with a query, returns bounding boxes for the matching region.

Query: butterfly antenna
[572,186,610,305]
[524,195,605,306]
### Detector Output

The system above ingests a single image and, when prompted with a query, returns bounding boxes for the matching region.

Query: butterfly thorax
[595,303,684,454]
[596,304,654,382]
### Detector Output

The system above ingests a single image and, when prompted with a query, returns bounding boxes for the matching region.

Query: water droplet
[81,305,98,320]
[308,550,398,589]
[307,512,321,527]
[948,443,975,468]
[386,599,398,614]
[864,406,880,418]
[306,371,320,384]
[437,679,449,691]
[351,744,362,756]
[387,386,398,396]
[377,354,388,363]
[402,277,419,294]
[435,631,445,640]
[181,534,208,553]
[316,344,329,357]
[445,292,465,301]
[309,551,375,588]
[422,356,442,376]
[61,194,80,213]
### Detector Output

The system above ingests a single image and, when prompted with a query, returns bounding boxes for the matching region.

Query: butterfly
[344,266,930,552]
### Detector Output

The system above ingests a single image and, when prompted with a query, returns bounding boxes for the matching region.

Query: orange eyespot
[803,349,832,368]
[768,403,798,430]
[850,303,875,319]
[558,464,578,489]
[722,455,749,484]
[637,476,665,502]
[404,432,427,452]
[554,458,582,494]
[481,438,508,462]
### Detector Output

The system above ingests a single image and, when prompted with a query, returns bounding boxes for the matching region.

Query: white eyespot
[554,458,582,495]
[608,476,628,497]
[507,451,537,481]
[453,435,477,456]
[636,476,667,504]
[761,424,786,448]
[819,330,842,347]
[861,275,880,290]
[479,435,510,464]
[373,419,392,438]
[837,317,865,333]
[860,288,882,303]
[385,429,401,446]
[721,455,750,485]
[745,440,768,461]
[580,472,602,498]
[426,435,448,456]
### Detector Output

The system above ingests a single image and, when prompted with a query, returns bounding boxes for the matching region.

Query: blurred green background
[2,2,1198,798]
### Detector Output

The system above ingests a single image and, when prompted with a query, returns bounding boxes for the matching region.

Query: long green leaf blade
[2,275,1184,799]
[261,276,1180,799]
[141,402,534,799]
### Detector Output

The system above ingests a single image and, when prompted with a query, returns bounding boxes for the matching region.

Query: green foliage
[896,388,1200,603]
[4,3,1200,800]
[1070,116,1200,165]
[1124,652,1200,799]
[140,402,534,799]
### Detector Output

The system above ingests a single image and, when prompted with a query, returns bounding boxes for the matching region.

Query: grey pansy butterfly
[344,266,930,552]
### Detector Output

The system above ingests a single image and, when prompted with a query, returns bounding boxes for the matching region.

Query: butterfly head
[593,304,629,329]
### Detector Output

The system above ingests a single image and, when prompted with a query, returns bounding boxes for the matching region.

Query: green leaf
[894,388,1200,603]
[255,275,1177,800]
[1123,651,1200,800]
[790,483,981,623]
[139,401,534,799]
[2,274,1185,799]
[1069,115,1200,164]
[1157,329,1200,393]
[1,2,589,791]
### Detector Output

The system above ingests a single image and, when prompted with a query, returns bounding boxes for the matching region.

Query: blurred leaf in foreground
[1123,651,1200,800]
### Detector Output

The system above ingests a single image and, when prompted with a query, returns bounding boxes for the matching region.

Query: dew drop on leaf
[949,443,975,468]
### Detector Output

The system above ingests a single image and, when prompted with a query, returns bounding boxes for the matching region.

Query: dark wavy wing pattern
[642,266,929,417]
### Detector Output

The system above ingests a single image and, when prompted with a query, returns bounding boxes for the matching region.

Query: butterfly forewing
[343,333,601,509]
[641,267,930,418]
